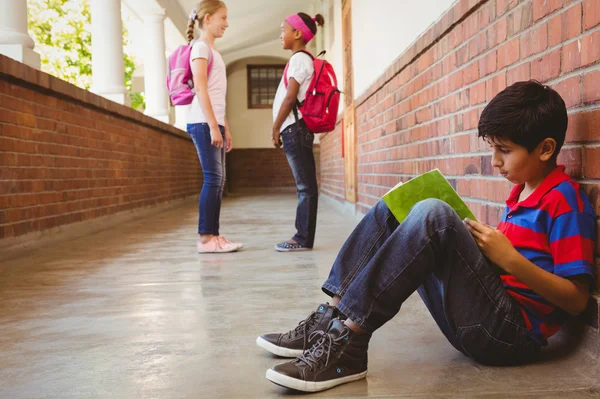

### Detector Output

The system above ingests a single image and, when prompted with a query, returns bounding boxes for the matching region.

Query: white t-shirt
[273,52,314,132]
[187,41,227,126]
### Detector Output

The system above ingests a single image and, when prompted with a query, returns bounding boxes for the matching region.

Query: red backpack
[284,51,340,133]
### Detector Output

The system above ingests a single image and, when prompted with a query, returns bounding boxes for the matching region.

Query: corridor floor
[0,192,598,398]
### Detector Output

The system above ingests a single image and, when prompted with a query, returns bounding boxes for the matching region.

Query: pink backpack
[284,50,340,134]
[167,40,213,106]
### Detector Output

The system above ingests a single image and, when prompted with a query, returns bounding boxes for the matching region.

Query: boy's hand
[463,218,517,271]
[272,126,282,148]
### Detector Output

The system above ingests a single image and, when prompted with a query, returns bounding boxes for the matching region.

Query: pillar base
[91,90,130,106]
[145,111,170,124]
[0,44,40,69]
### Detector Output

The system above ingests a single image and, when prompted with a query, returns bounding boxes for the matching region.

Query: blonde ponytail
[187,0,226,43]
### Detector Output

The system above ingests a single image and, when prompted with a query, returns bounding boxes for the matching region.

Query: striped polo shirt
[497,166,596,346]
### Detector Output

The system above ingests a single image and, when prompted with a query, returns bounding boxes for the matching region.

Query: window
[247,65,285,109]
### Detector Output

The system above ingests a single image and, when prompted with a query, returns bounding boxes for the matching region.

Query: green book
[382,169,505,275]
[382,169,477,224]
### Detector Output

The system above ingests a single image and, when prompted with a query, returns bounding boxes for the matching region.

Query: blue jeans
[322,199,540,365]
[282,120,318,248]
[187,123,226,235]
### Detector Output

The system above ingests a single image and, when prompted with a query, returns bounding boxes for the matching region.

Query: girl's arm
[191,57,223,148]
[273,78,300,133]
[272,78,300,148]
[224,117,233,153]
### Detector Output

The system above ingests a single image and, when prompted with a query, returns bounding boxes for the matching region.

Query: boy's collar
[505,165,570,210]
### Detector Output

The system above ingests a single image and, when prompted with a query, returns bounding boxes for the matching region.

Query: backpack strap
[284,50,315,88]
[284,50,315,124]
[206,43,214,77]
[191,39,214,77]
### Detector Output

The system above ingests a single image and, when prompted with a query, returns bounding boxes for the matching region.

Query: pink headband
[285,14,316,43]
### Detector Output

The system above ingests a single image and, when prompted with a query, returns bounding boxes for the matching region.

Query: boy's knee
[412,199,455,220]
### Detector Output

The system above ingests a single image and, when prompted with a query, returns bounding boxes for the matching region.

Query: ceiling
[176,0,312,55]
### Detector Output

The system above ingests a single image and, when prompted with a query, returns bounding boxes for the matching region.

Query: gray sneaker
[275,241,311,252]
[266,318,371,392]
[256,303,341,357]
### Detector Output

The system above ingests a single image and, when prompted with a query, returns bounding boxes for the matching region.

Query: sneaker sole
[197,247,240,254]
[266,368,367,392]
[274,245,312,252]
[255,337,303,358]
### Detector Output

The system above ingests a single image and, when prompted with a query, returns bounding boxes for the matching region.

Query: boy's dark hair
[298,12,325,35]
[478,80,568,156]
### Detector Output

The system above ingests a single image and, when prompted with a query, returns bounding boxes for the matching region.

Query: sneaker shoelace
[217,236,230,247]
[214,237,225,251]
[296,328,349,371]
[286,311,320,350]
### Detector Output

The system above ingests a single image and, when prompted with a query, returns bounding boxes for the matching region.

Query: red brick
[495,17,508,45]
[520,23,548,59]
[549,3,583,47]
[583,70,600,104]
[497,0,520,17]
[463,62,480,85]
[552,76,581,108]
[581,30,600,68]
[479,2,496,29]
[531,49,561,82]
[486,72,507,101]
[584,0,600,29]
[470,81,487,105]
[566,109,600,143]
[508,2,533,36]
[583,147,600,178]
[479,51,498,77]
[464,12,480,40]
[558,147,583,178]
[562,40,582,73]
[498,37,520,69]
[533,0,563,21]
[507,62,531,85]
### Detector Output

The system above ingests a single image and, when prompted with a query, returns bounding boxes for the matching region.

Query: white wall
[226,56,288,149]
[318,0,455,101]
[353,0,455,97]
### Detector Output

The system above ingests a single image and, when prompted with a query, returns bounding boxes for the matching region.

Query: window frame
[246,64,286,109]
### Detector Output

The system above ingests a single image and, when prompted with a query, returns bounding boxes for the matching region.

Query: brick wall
[320,0,600,287]
[0,55,202,240]
[227,146,320,191]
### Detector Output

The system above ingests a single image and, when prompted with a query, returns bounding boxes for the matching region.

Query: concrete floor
[0,192,599,399]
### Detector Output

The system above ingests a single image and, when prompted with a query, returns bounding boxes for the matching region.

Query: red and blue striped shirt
[497,166,596,346]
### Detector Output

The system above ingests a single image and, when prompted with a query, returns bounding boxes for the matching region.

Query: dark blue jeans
[187,123,226,235]
[282,120,318,248]
[322,199,540,365]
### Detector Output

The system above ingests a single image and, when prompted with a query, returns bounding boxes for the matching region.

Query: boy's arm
[499,253,590,316]
[272,78,300,148]
[464,219,591,316]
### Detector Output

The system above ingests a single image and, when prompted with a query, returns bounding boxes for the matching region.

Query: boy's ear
[538,138,557,161]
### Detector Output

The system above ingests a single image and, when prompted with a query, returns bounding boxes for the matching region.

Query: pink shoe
[218,235,244,250]
[197,236,239,253]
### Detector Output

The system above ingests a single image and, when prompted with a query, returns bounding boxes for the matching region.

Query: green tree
[28,0,144,109]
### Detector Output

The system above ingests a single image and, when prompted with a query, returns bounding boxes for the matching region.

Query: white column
[175,104,190,131]
[0,0,40,68]
[90,0,128,105]
[142,11,169,123]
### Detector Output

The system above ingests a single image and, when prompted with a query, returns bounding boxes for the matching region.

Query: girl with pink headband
[271,12,325,253]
